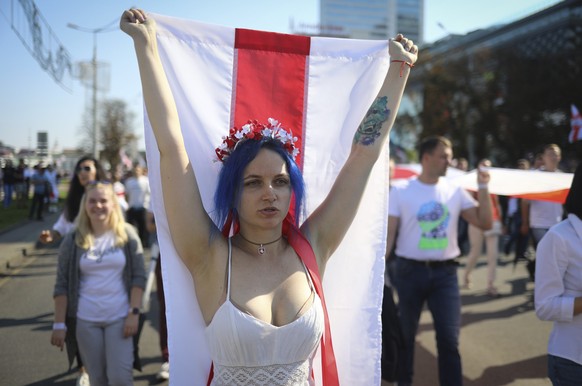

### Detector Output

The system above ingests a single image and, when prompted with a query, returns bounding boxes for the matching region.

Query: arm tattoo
[353,96,391,146]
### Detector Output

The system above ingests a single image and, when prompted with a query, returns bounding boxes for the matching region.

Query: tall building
[319,0,423,43]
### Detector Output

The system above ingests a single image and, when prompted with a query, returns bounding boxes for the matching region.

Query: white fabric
[124,175,150,209]
[113,181,129,213]
[52,213,74,237]
[205,240,323,386]
[453,167,573,198]
[507,197,519,217]
[394,165,574,200]
[466,222,500,285]
[388,178,476,260]
[529,199,563,229]
[534,214,582,365]
[78,231,129,322]
[144,13,390,386]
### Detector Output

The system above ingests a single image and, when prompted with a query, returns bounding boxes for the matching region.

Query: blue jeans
[393,257,463,386]
[3,183,14,207]
[548,354,582,386]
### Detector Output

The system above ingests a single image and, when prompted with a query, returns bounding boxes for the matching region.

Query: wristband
[478,183,489,190]
[53,322,67,331]
[391,60,414,77]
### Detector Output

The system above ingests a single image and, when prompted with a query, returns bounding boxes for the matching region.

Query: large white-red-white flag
[144,13,391,386]
[394,164,573,203]
[569,104,582,143]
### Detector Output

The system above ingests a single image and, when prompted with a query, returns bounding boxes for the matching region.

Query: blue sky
[0,0,562,152]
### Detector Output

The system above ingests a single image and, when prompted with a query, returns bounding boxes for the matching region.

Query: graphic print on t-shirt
[417,201,450,250]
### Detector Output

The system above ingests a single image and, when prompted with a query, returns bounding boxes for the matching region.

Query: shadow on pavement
[466,354,548,386]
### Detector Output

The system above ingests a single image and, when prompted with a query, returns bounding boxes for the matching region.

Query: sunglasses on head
[76,165,94,173]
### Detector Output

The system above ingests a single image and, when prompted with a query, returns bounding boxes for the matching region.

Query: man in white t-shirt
[520,144,564,280]
[387,136,493,386]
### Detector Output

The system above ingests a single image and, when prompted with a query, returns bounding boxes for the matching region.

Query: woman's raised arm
[304,35,418,271]
[120,9,217,272]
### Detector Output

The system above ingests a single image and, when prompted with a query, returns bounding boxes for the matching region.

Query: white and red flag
[394,164,573,203]
[569,104,582,143]
[144,13,391,386]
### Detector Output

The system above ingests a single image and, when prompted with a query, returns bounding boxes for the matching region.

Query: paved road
[1,215,553,385]
[383,255,552,386]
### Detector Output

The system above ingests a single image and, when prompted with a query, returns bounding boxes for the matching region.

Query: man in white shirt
[387,136,492,386]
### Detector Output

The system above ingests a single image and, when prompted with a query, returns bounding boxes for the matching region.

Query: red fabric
[512,189,570,204]
[233,28,310,169]
[282,215,340,386]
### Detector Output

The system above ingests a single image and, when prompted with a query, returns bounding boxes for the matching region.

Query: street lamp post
[67,22,110,159]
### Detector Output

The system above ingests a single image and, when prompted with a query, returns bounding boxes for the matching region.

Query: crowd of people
[0,159,61,219]
[13,139,572,386]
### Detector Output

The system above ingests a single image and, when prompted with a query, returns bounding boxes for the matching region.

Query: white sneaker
[76,371,90,386]
[157,361,170,380]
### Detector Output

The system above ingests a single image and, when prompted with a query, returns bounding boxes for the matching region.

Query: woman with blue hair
[121,8,417,385]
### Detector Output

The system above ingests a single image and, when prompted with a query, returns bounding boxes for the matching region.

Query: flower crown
[215,118,299,162]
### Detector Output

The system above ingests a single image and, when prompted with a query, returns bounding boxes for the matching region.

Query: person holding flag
[121,8,417,385]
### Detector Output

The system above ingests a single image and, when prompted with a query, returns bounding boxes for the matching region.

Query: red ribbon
[208,213,340,385]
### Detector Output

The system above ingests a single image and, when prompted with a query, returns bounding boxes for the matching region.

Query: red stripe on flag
[513,189,570,204]
[229,29,340,385]
[232,28,310,168]
[235,28,311,55]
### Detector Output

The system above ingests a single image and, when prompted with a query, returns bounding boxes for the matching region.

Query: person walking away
[2,159,16,208]
[45,163,60,213]
[521,144,564,280]
[503,159,530,265]
[387,136,493,386]
[29,164,50,220]
[50,181,146,385]
[124,166,150,247]
[463,159,503,297]
[15,159,27,209]
[535,163,582,386]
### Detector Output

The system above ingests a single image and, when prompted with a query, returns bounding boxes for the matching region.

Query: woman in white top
[40,156,107,244]
[535,163,582,386]
[51,181,146,385]
[121,8,417,385]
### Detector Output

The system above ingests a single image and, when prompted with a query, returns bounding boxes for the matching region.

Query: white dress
[205,240,324,386]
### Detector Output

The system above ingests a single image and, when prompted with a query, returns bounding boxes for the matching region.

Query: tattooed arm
[301,34,418,272]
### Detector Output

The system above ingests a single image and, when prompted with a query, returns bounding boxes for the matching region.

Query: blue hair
[213,138,305,230]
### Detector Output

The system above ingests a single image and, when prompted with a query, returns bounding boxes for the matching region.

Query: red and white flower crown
[215,118,300,162]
